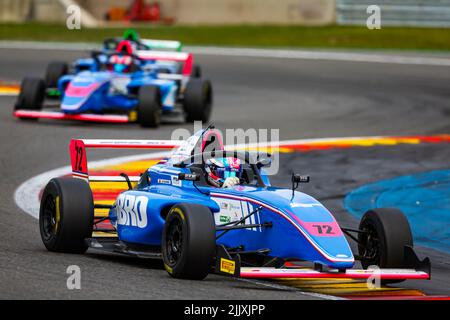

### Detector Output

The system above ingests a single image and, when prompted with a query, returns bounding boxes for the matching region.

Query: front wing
[13,110,131,123]
[240,267,429,280]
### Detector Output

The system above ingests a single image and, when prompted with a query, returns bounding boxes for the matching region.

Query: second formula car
[14,40,212,128]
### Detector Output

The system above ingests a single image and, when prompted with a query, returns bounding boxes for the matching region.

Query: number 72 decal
[301,222,343,237]
[313,224,334,235]
[69,140,88,176]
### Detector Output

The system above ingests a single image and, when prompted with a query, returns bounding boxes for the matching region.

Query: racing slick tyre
[15,77,45,113]
[192,64,202,78]
[138,85,161,128]
[184,79,212,123]
[358,208,413,270]
[45,61,68,88]
[162,203,216,280]
[39,178,94,254]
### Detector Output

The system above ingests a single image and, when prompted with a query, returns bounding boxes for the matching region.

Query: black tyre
[15,77,46,111]
[138,85,161,128]
[192,64,202,78]
[162,203,216,280]
[45,61,68,88]
[184,79,213,123]
[39,178,94,253]
[358,208,413,269]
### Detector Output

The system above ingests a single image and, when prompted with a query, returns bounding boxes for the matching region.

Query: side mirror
[291,174,310,199]
[178,173,200,181]
[292,174,310,183]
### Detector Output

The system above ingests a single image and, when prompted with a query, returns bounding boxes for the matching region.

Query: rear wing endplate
[69,139,182,182]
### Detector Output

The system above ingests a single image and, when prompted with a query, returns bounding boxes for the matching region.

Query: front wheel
[162,203,216,280]
[138,85,161,128]
[39,178,94,253]
[358,208,413,270]
[184,79,213,123]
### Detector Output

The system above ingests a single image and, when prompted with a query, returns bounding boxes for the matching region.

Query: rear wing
[69,139,182,183]
[140,39,182,52]
[136,50,193,76]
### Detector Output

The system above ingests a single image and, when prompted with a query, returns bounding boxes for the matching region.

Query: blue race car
[39,128,430,281]
[14,40,212,128]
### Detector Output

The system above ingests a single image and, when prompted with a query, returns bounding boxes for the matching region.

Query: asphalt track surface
[0,47,449,299]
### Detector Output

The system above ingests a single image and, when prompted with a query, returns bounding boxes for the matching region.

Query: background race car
[13,42,212,128]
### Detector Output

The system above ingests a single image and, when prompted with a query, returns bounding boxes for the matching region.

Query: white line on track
[237,278,345,300]
[1,40,450,67]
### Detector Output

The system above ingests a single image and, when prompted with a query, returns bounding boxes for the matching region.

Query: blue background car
[14,41,211,127]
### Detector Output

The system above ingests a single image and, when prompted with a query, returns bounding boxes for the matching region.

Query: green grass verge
[1,23,450,51]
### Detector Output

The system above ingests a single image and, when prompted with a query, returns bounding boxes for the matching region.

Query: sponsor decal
[220,215,231,223]
[157,178,171,185]
[220,258,236,275]
[212,197,262,232]
[116,194,148,228]
[128,111,138,122]
[171,175,182,187]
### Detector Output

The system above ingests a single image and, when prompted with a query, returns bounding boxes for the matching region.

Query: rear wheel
[138,85,161,128]
[39,178,94,253]
[15,77,46,115]
[45,61,68,88]
[358,208,413,270]
[162,203,216,280]
[184,79,213,123]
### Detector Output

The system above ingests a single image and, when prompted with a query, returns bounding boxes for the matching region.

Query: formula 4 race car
[14,41,211,127]
[39,128,431,281]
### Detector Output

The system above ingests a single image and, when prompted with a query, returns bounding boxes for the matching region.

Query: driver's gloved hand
[222,177,240,188]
